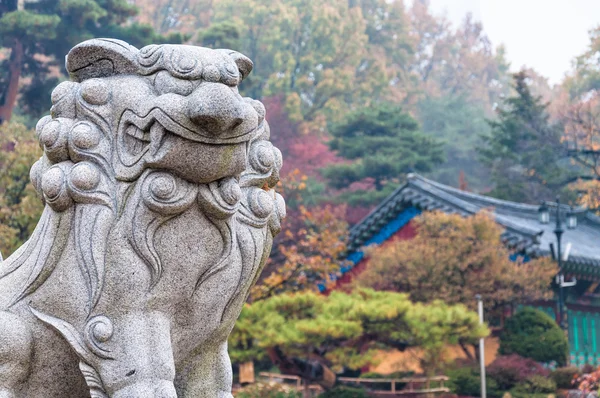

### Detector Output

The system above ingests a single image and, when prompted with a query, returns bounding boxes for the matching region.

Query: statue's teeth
[125,124,145,140]
[124,124,150,156]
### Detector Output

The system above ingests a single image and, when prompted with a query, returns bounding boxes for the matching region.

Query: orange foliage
[250,204,350,301]
[563,93,600,177]
[356,211,557,312]
[559,92,600,212]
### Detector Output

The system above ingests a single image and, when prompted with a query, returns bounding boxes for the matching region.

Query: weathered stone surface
[0,38,285,397]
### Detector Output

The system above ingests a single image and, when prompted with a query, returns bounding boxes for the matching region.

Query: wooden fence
[258,372,324,393]
[338,375,449,395]
[257,372,449,396]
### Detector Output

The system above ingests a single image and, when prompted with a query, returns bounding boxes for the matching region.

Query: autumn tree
[564,26,600,98]
[230,288,488,394]
[406,3,511,108]
[322,104,444,206]
[435,15,511,109]
[560,93,600,211]
[129,0,213,35]
[206,0,397,130]
[248,102,348,301]
[356,211,557,317]
[0,122,43,258]
[479,71,568,203]
[557,27,600,212]
[251,203,349,301]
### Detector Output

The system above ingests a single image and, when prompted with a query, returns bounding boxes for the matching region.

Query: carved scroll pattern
[128,170,198,286]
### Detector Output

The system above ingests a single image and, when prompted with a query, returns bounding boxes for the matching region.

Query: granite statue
[0,38,285,397]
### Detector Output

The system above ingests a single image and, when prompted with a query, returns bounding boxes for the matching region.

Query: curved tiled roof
[349,174,600,273]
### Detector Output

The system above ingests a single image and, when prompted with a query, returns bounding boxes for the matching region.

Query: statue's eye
[154,71,194,96]
[80,79,110,105]
[222,62,240,86]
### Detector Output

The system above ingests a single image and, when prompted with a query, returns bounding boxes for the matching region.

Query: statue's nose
[186,83,246,133]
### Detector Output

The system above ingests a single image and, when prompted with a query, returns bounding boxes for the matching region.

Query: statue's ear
[66,38,139,82]
[217,49,253,81]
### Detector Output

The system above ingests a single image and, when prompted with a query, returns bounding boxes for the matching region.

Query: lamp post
[475,294,486,398]
[538,197,578,333]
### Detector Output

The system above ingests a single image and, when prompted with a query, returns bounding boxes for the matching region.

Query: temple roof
[349,174,600,275]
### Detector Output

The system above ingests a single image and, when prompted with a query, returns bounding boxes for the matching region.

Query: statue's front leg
[32,308,177,398]
[95,311,177,398]
[178,340,233,398]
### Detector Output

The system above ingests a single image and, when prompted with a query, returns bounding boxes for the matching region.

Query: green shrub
[509,393,554,398]
[446,367,480,396]
[235,382,302,398]
[550,367,579,389]
[499,308,568,365]
[446,366,500,397]
[319,385,368,398]
[512,375,557,394]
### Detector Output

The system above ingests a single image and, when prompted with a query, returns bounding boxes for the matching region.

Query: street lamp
[540,196,577,334]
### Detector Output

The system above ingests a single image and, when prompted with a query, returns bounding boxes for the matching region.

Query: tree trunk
[266,346,336,390]
[459,341,475,361]
[0,39,24,123]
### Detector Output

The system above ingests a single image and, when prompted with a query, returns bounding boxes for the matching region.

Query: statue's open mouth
[118,112,168,168]
[117,109,261,168]
[121,119,167,165]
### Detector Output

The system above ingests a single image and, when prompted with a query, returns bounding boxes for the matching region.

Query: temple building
[344,173,600,366]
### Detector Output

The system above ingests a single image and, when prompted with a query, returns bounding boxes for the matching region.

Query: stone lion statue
[0,39,285,397]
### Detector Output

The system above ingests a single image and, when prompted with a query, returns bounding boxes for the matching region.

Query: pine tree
[322,104,444,206]
[479,71,568,202]
[230,288,488,387]
[196,21,241,50]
